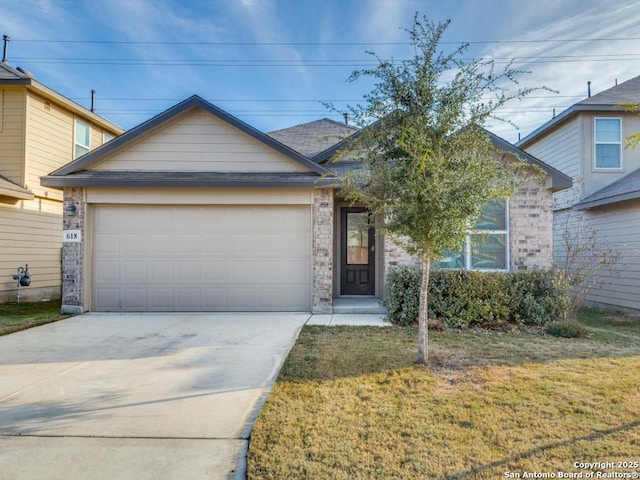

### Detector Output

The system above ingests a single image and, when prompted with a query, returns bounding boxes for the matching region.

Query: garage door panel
[148,261,173,282]
[124,288,147,310]
[94,288,120,310]
[203,288,227,309]
[175,289,201,309]
[231,234,257,255]
[147,235,173,255]
[122,262,147,282]
[202,261,229,282]
[227,260,255,283]
[149,289,174,310]
[95,233,120,255]
[95,261,120,282]
[93,205,311,311]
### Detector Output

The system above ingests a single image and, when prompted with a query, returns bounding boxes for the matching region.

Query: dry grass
[0,300,67,335]
[248,311,640,479]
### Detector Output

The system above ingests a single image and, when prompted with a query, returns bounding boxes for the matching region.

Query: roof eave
[0,187,35,200]
[574,190,640,210]
[517,104,628,148]
[41,175,340,189]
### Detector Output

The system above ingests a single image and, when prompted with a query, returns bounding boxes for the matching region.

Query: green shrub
[382,266,569,328]
[383,266,422,326]
[546,320,589,338]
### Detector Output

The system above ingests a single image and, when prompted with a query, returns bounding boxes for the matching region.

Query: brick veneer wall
[509,179,554,270]
[61,187,85,314]
[312,188,334,313]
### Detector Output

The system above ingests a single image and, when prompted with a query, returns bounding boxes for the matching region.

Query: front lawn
[0,300,67,335]
[248,311,640,479]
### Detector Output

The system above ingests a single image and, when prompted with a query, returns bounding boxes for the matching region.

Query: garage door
[92,205,312,311]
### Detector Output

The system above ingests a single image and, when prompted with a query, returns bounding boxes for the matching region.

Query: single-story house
[41,95,571,314]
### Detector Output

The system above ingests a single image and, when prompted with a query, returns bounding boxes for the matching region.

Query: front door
[340,208,375,295]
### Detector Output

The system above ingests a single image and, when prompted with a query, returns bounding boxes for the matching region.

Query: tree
[622,103,640,149]
[332,14,544,364]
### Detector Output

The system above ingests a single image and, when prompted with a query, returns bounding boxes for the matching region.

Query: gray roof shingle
[518,74,640,147]
[578,75,640,106]
[0,62,31,82]
[268,118,358,158]
[574,167,640,210]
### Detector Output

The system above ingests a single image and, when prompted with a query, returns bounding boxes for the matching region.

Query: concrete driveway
[0,312,309,479]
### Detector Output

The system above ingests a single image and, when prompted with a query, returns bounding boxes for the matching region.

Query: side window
[103,132,114,144]
[469,199,508,270]
[75,119,91,159]
[432,199,509,271]
[594,118,621,169]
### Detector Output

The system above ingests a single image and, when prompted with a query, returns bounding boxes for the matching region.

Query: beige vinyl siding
[92,108,310,173]
[24,92,74,201]
[0,203,62,299]
[0,89,26,186]
[554,200,640,312]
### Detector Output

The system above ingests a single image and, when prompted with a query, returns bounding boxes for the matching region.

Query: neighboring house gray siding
[519,74,640,313]
[525,117,582,179]
[554,201,640,313]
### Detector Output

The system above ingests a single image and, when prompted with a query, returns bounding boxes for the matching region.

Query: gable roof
[42,95,334,188]
[487,130,572,191]
[518,75,640,148]
[268,118,358,158]
[574,166,640,210]
[311,120,572,191]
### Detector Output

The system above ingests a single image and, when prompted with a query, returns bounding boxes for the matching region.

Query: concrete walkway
[307,313,390,326]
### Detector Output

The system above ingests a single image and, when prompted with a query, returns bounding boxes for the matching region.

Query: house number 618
[63,230,82,242]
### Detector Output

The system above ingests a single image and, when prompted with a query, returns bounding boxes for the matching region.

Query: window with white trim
[74,119,91,159]
[103,132,114,144]
[433,199,509,271]
[594,117,621,169]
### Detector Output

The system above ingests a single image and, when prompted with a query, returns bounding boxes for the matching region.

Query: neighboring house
[0,61,123,303]
[41,95,571,314]
[517,74,640,313]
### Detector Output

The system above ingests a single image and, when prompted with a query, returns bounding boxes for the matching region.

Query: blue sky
[1,0,639,143]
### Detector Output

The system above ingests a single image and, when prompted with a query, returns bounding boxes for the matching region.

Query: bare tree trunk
[417,248,430,365]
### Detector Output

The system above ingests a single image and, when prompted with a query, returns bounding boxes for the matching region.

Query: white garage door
[92,205,312,311]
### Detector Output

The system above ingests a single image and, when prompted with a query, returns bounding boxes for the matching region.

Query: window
[594,118,621,169]
[346,211,370,265]
[103,132,114,144]
[432,199,509,271]
[75,119,91,159]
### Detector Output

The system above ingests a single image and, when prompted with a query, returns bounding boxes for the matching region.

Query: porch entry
[340,207,375,295]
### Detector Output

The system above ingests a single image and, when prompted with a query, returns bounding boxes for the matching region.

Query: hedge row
[383,267,569,328]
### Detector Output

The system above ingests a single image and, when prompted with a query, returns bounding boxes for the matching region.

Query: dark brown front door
[340,208,375,295]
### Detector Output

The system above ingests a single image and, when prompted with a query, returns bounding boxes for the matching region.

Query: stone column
[312,188,334,313]
[61,187,85,314]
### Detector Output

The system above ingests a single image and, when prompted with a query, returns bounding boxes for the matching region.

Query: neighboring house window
[433,199,509,271]
[594,118,622,169]
[75,119,91,158]
[103,132,114,144]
